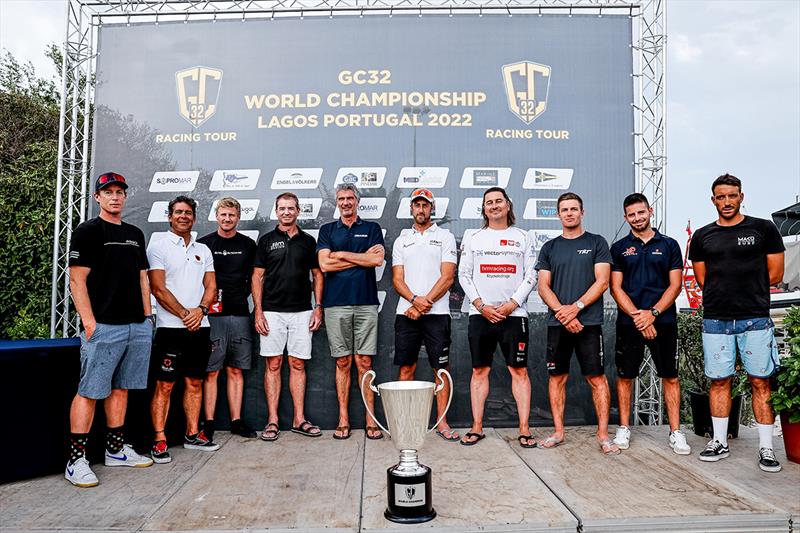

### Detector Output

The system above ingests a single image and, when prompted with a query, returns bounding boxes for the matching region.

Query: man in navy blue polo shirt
[609,193,689,454]
[317,183,385,440]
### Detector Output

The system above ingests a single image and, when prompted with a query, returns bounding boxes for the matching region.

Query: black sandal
[460,432,486,446]
[518,435,537,448]
[260,422,280,441]
[291,420,322,437]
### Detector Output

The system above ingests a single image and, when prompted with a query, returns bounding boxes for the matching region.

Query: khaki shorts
[324,305,379,358]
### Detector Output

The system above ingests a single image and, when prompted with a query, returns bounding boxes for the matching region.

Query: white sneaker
[105,443,154,468]
[65,457,99,487]
[669,430,692,455]
[613,426,631,450]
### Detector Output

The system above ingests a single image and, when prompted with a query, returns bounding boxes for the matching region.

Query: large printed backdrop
[92,14,634,428]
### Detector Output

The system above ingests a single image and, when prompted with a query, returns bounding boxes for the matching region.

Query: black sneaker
[699,439,730,462]
[758,447,782,472]
[184,430,220,451]
[151,440,172,464]
[231,419,257,438]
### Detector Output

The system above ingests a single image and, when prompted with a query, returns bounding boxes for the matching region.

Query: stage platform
[2,425,797,532]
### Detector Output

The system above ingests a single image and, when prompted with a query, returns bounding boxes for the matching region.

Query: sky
[1,0,798,240]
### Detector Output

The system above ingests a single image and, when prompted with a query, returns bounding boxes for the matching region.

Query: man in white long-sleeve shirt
[458,187,537,448]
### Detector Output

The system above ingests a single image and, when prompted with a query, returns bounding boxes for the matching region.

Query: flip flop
[291,420,322,438]
[538,435,565,449]
[333,425,351,440]
[436,429,461,442]
[518,435,537,448]
[260,422,279,442]
[599,439,621,456]
[460,432,486,446]
[366,426,384,440]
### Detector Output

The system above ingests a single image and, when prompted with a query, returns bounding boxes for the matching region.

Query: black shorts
[546,325,604,376]
[468,315,529,369]
[394,314,451,369]
[152,327,212,381]
[615,323,679,379]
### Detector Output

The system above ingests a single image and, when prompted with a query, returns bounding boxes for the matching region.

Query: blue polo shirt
[610,230,683,325]
[316,217,384,307]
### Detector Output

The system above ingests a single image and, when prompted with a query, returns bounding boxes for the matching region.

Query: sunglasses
[98,173,126,185]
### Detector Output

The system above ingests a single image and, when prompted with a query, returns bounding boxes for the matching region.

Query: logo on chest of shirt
[270,241,286,251]
[651,248,663,255]
[500,239,521,247]
[215,249,243,256]
[577,249,591,255]
[429,239,442,246]
[738,236,756,246]
[480,264,516,274]
[622,246,637,257]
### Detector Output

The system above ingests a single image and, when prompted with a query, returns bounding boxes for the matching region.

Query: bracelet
[411,295,417,304]
[478,302,486,311]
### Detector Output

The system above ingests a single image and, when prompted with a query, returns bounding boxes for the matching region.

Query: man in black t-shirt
[689,174,785,472]
[536,192,618,455]
[198,198,257,440]
[65,172,154,488]
[252,192,324,441]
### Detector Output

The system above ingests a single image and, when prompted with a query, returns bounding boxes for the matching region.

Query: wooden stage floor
[2,425,797,532]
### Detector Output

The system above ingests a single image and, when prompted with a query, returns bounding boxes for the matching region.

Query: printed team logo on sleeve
[459,168,511,189]
[523,199,558,220]
[522,168,573,190]
[396,198,449,219]
[334,168,386,189]
[149,171,200,192]
[209,169,260,191]
[459,198,484,219]
[208,199,260,221]
[270,168,323,189]
[334,198,386,219]
[396,167,449,188]
[239,230,259,242]
[270,198,321,220]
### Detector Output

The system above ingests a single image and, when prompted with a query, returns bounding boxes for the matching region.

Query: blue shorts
[701,317,779,380]
[78,321,153,399]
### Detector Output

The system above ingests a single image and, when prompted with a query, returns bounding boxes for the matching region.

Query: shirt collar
[627,229,663,245]
[274,224,305,238]
[336,216,363,229]
[412,222,439,235]
[167,230,196,246]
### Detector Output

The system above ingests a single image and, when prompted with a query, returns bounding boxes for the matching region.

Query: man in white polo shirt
[392,188,459,441]
[147,195,218,464]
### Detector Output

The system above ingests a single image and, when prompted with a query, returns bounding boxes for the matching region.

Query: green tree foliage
[0,49,60,339]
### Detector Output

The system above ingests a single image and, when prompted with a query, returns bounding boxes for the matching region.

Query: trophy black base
[384,465,436,524]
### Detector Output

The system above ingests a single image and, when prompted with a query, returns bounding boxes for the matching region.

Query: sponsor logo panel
[270,198,322,220]
[147,201,171,223]
[270,168,323,189]
[333,197,386,219]
[149,171,200,192]
[523,199,559,220]
[459,198,484,219]
[459,167,511,189]
[396,167,449,189]
[209,169,260,191]
[208,199,260,221]
[334,167,386,188]
[396,198,449,219]
[522,168,573,190]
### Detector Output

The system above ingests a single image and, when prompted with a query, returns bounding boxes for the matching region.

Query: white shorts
[259,311,313,360]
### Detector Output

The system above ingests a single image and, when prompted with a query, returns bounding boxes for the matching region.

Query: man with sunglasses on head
[147,195,219,464]
[65,172,154,487]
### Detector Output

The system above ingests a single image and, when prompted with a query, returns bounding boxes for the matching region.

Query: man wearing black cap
[65,172,155,487]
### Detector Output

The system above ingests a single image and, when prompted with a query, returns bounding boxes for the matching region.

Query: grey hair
[335,182,360,202]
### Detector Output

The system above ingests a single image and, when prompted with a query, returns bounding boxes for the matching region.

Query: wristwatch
[650,307,660,317]
[199,305,209,316]
[574,300,585,310]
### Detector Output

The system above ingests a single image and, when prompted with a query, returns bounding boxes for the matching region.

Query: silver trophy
[361,369,453,523]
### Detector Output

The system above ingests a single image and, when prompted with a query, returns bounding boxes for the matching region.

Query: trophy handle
[428,369,453,433]
[360,370,390,436]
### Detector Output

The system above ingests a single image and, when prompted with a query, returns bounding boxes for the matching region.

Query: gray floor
[1,426,797,532]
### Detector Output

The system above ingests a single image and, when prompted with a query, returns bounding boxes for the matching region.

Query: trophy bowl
[361,369,453,523]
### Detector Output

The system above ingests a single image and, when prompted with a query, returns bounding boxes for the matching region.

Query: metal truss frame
[51,0,666,423]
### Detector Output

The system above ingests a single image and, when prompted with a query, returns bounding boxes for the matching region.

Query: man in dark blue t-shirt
[609,193,688,455]
[316,183,385,440]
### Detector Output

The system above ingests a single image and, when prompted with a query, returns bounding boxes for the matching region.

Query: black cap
[95,172,128,193]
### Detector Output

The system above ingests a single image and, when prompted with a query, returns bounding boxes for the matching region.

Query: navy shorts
[394,314,451,369]
[152,327,211,381]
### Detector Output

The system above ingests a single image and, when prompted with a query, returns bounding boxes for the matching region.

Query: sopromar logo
[501,61,551,125]
[175,66,223,128]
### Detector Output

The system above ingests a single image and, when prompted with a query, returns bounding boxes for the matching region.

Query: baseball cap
[95,172,128,193]
[410,188,434,203]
